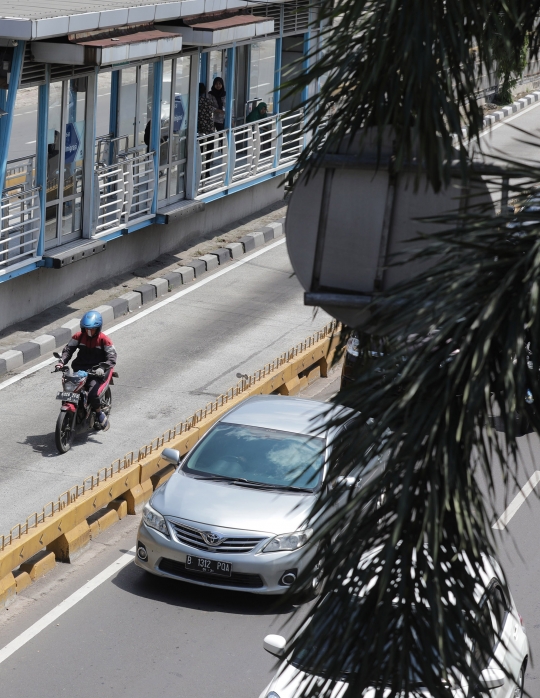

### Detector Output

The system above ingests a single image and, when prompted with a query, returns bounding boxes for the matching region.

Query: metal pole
[82,68,98,239]
[108,70,119,164]
[150,58,163,214]
[273,37,282,115]
[0,40,25,190]
[186,50,200,200]
[224,47,236,188]
[36,65,50,258]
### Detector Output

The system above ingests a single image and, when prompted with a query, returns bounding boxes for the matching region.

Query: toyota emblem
[202,531,223,546]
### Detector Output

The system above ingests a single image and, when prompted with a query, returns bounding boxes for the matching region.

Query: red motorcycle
[52,352,117,454]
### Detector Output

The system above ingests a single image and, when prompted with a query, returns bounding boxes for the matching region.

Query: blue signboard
[65,122,83,164]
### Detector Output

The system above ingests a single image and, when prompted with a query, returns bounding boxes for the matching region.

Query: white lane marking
[492,471,540,530]
[0,237,287,392]
[0,547,135,666]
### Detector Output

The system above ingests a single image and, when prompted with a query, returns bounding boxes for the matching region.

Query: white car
[259,555,528,698]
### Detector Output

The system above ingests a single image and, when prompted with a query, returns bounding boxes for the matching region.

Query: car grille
[159,558,264,588]
[168,521,266,553]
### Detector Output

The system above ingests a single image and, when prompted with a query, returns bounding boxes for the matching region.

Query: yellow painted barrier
[0,321,340,601]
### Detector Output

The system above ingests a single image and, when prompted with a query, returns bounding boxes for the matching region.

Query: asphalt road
[0,239,331,533]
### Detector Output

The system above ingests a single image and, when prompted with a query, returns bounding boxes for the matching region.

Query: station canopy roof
[0,0,268,41]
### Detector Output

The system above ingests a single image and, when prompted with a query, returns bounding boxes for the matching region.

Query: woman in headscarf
[208,77,226,131]
[246,102,268,123]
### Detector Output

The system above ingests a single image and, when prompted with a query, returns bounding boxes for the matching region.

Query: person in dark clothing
[197,82,215,135]
[55,310,117,431]
[208,77,226,131]
[246,102,268,123]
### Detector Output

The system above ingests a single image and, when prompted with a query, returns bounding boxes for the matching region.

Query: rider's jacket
[60,331,117,373]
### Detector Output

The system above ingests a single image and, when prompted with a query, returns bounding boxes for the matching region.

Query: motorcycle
[52,352,118,454]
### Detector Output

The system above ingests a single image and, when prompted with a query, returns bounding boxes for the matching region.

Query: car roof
[220,395,354,437]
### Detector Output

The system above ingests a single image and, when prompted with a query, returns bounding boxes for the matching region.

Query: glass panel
[118,67,137,149]
[61,200,73,236]
[209,50,223,82]
[73,196,82,234]
[45,205,58,241]
[136,63,152,149]
[158,168,168,201]
[47,81,63,202]
[249,40,276,113]
[160,59,173,166]
[96,72,112,138]
[64,78,86,201]
[6,86,38,188]
[171,56,190,163]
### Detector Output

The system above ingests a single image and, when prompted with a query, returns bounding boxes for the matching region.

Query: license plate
[56,391,79,403]
[185,555,232,577]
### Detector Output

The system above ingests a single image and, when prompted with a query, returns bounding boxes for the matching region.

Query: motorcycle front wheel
[55,411,75,453]
[101,387,112,415]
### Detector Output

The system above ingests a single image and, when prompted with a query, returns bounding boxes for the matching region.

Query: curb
[458,90,540,141]
[0,321,340,608]
[0,219,286,377]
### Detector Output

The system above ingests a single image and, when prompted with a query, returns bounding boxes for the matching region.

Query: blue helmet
[80,310,103,333]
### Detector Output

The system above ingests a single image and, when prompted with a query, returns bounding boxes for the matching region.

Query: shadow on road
[19,429,104,457]
[112,561,298,617]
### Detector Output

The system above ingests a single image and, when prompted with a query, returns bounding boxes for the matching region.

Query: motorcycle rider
[55,310,117,431]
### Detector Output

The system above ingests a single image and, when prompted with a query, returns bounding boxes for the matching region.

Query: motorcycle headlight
[346,336,360,357]
[142,503,169,537]
[262,529,313,553]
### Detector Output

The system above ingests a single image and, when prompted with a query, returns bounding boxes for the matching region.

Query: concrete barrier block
[119,291,141,312]
[225,242,243,259]
[107,499,128,519]
[264,221,284,239]
[121,479,153,514]
[511,102,519,112]
[526,94,533,105]
[0,573,16,609]
[20,550,56,581]
[14,570,31,593]
[163,271,184,290]
[32,334,56,355]
[61,318,80,333]
[176,266,195,283]
[0,349,23,372]
[261,226,275,242]
[239,235,256,252]
[13,341,40,363]
[47,520,91,563]
[199,254,219,271]
[208,248,230,264]
[108,297,129,318]
[484,115,494,127]
[150,464,176,491]
[88,508,119,538]
[492,111,503,122]
[519,98,528,108]
[502,106,512,116]
[185,258,206,277]
[246,231,265,248]
[93,304,115,327]
[133,284,157,305]
[48,326,73,347]
[149,278,169,297]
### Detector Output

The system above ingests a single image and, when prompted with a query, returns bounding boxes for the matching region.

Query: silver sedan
[134,395,363,595]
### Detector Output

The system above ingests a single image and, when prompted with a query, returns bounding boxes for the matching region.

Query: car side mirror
[479,667,505,690]
[53,351,60,359]
[263,634,286,657]
[161,448,180,466]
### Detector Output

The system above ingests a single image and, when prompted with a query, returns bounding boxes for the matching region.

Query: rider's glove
[95,367,105,377]
[55,363,64,370]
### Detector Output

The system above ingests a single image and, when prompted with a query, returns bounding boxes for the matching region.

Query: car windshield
[182,423,325,490]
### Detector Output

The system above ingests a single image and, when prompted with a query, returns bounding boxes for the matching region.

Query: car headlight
[267,693,281,698]
[142,503,169,537]
[262,529,313,553]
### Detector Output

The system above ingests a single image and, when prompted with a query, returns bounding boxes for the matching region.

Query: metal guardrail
[195,110,304,198]
[5,155,36,189]
[0,320,338,553]
[94,151,155,235]
[0,185,41,272]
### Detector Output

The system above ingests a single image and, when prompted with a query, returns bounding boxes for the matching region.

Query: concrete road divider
[0,320,340,607]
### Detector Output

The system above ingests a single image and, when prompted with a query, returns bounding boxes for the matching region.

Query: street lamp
[286,131,495,328]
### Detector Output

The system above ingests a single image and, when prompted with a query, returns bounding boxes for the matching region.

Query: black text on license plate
[56,391,79,403]
[185,555,232,577]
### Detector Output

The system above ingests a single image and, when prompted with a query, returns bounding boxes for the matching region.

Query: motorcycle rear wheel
[55,411,75,453]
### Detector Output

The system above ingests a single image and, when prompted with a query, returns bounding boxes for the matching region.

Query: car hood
[151,470,316,534]
[265,664,466,698]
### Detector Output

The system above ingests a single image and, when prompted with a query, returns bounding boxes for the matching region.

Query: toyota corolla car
[134,395,371,595]
[259,554,528,698]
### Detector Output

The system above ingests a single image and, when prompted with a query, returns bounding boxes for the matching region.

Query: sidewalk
[0,201,287,373]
